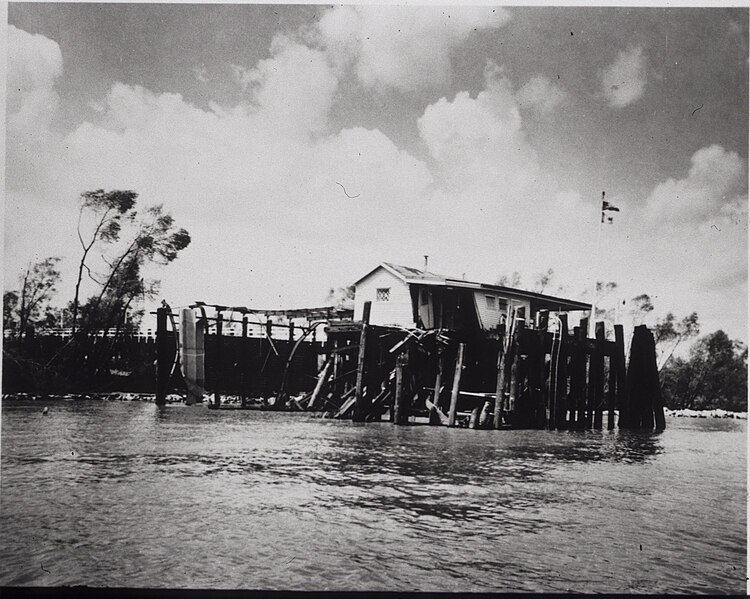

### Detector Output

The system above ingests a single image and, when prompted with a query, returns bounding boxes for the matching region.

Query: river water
[0,399,745,593]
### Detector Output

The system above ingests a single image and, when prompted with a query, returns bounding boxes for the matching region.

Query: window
[485,295,497,310]
[376,288,391,302]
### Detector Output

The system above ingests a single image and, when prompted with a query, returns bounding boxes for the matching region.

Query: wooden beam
[425,395,450,425]
[614,324,627,429]
[240,315,248,407]
[155,307,170,406]
[393,351,409,425]
[352,301,372,422]
[607,354,616,430]
[307,357,334,409]
[493,328,507,430]
[447,343,466,427]
[553,314,568,429]
[214,311,223,407]
[593,322,605,429]
[429,346,445,425]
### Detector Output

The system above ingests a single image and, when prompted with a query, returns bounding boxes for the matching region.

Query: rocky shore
[1,391,296,408]
[3,393,747,420]
[663,408,747,420]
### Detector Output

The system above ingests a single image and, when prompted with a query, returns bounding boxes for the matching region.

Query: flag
[600,191,619,223]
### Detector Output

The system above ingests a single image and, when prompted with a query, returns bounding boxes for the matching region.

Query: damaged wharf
[154,265,665,431]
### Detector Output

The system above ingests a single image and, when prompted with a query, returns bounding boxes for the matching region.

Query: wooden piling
[393,351,409,425]
[469,405,482,429]
[430,345,445,425]
[155,307,169,405]
[614,324,627,429]
[508,326,521,418]
[570,324,586,429]
[553,314,568,429]
[493,326,507,429]
[240,315,248,407]
[308,356,334,410]
[607,354,617,430]
[593,322,605,429]
[214,311,223,407]
[352,301,372,422]
[447,343,466,427]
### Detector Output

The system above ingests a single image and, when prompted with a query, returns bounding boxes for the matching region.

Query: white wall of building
[353,267,414,327]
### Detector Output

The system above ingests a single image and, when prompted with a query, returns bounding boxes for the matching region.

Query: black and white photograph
[2,2,747,594]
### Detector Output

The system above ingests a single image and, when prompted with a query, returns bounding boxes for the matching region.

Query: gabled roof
[353,262,591,311]
[351,262,446,286]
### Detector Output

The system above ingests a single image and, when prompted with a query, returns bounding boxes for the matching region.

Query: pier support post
[155,307,170,405]
[214,311,223,407]
[447,343,466,427]
[593,322,606,429]
[352,301,372,422]
[508,322,524,420]
[240,315,249,407]
[393,351,409,425]
[429,345,445,425]
[493,327,507,429]
[553,314,568,429]
[614,324,627,428]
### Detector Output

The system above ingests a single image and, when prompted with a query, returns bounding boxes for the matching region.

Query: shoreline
[2,392,747,420]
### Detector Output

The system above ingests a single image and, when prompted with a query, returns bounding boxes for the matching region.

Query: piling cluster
[154,302,666,431]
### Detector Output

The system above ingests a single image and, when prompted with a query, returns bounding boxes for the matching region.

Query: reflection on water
[0,400,745,593]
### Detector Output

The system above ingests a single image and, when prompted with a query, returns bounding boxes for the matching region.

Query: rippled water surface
[1,400,745,592]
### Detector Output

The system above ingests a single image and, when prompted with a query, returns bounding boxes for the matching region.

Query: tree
[661,330,747,411]
[326,285,355,310]
[72,189,138,334]
[16,257,62,339]
[86,205,189,330]
[496,271,522,288]
[72,191,190,335]
[654,311,700,371]
[70,200,190,382]
[3,291,19,336]
[627,294,654,326]
[533,268,555,294]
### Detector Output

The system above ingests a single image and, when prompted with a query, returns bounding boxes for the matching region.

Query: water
[1,399,745,593]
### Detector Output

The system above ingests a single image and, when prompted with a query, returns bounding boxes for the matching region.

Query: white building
[352,262,591,332]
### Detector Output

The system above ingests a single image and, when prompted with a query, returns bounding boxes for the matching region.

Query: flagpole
[588,192,605,338]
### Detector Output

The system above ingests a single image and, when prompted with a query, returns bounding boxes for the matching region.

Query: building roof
[353,262,591,312]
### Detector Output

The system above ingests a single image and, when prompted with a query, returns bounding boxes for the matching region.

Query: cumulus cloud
[516,75,569,114]
[601,46,647,107]
[6,25,68,201]
[644,144,745,224]
[418,62,539,191]
[5,26,434,306]
[414,64,599,291]
[7,25,63,133]
[5,22,747,343]
[316,5,510,92]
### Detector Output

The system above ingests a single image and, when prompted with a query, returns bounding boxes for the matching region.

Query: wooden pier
[155,300,665,430]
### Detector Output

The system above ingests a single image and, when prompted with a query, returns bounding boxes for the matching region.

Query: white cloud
[644,144,745,224]
[5,24,747,344]
[5,27,434,309]
[418,62,539,191]
[6,25,68,201]
[517,75,569,114]
[316,6,510,92]
[7,25,62,133]
[601,46,647,108]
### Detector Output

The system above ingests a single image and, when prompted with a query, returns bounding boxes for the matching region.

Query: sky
[4,3,748,344]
